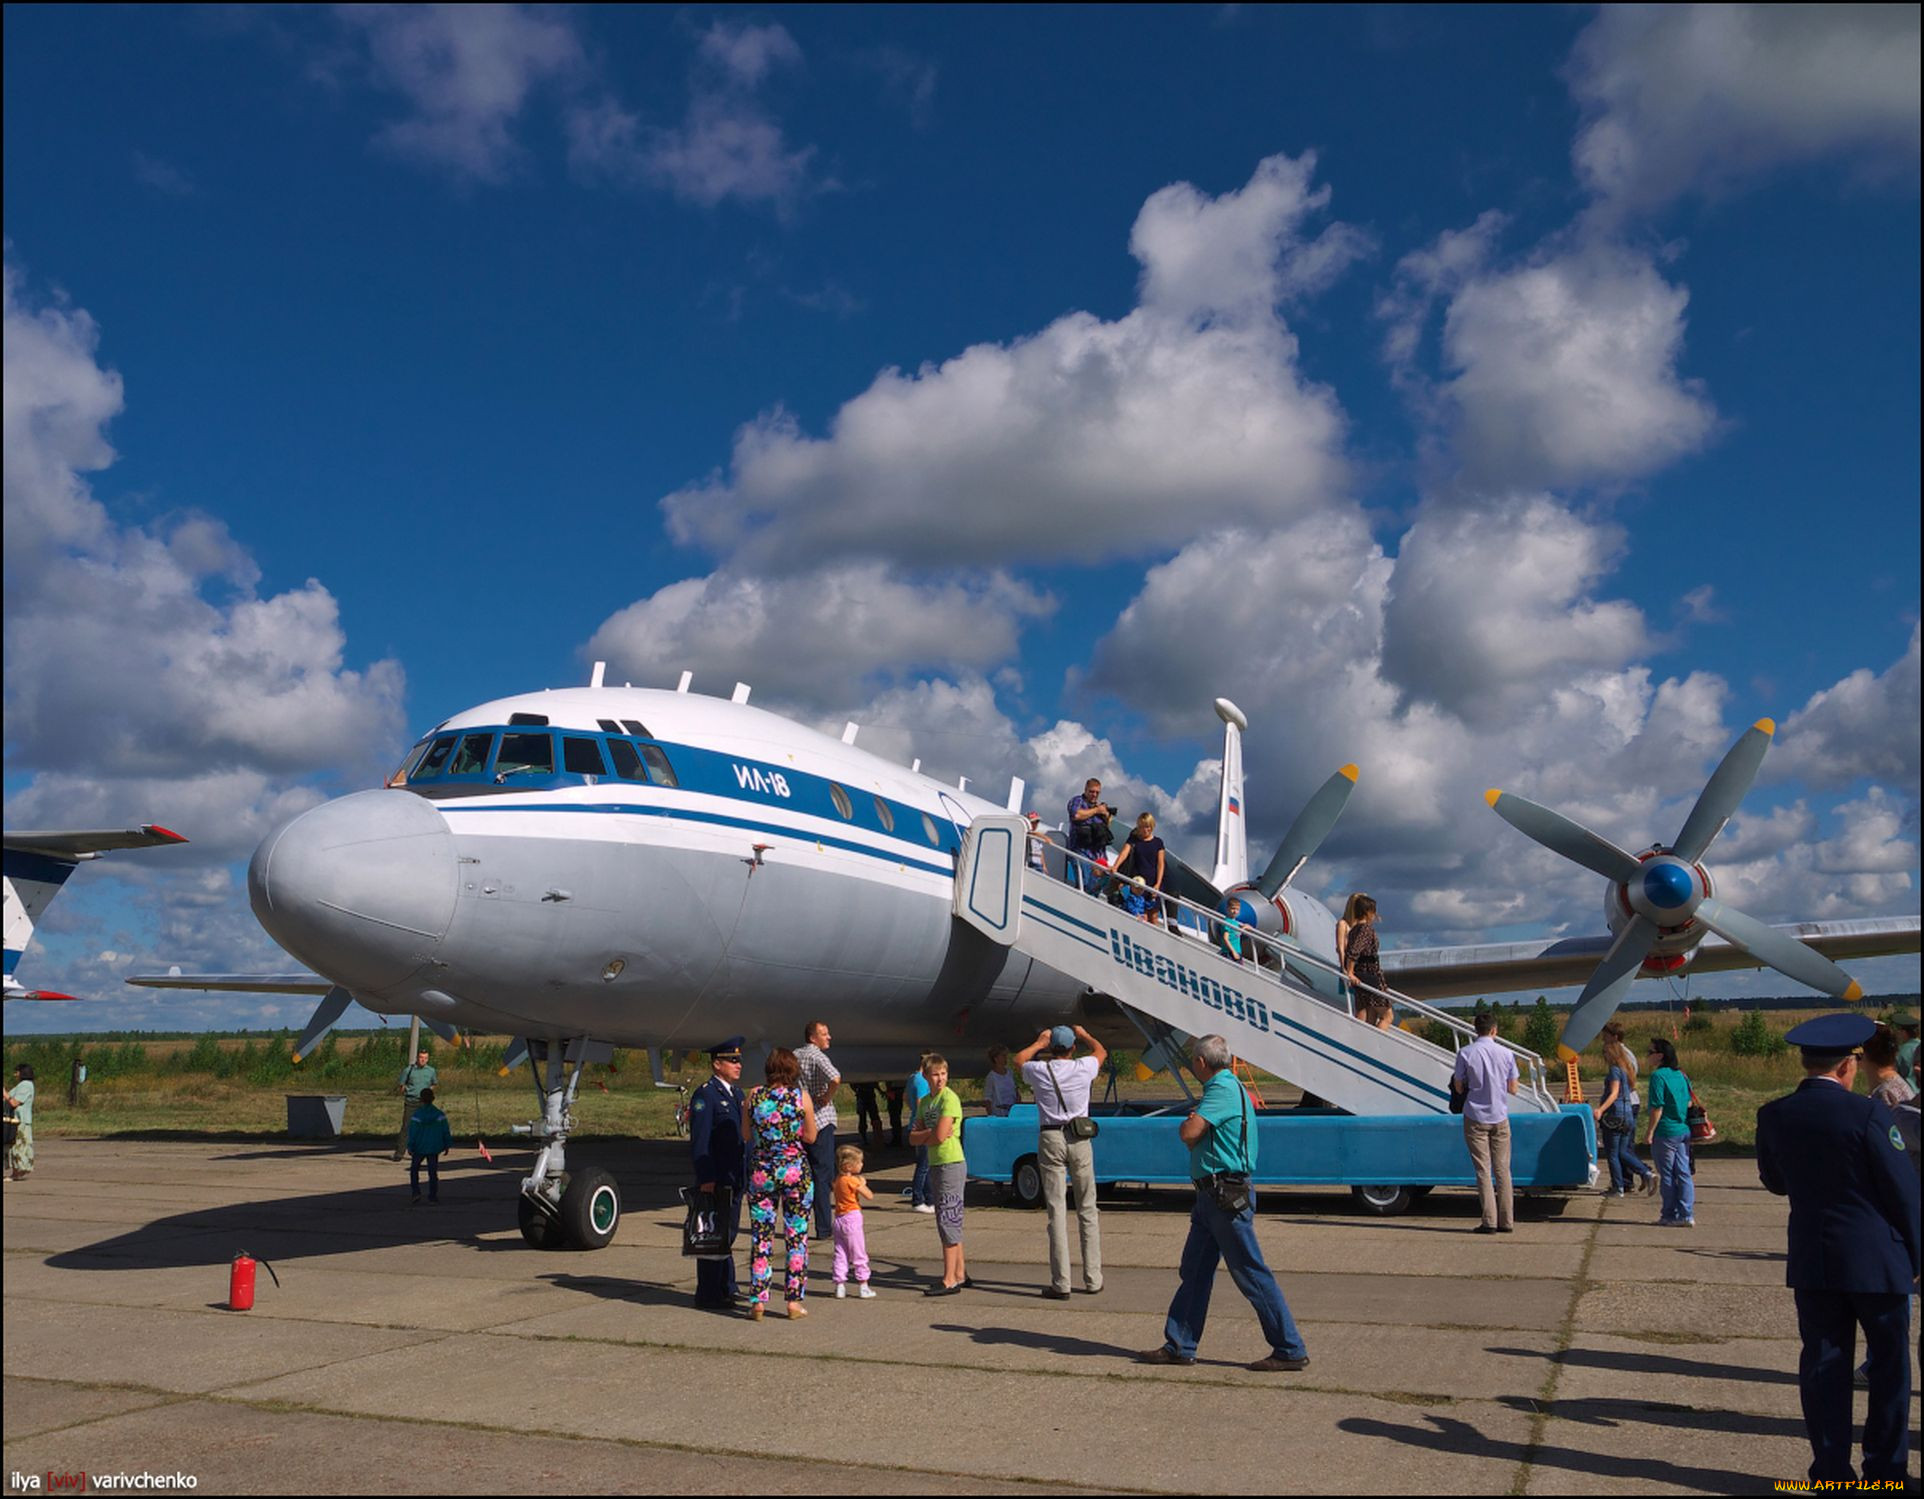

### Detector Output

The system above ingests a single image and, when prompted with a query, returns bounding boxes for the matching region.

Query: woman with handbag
[1593,1036,1653,1197]
[738,1047,819,1320]
[1643,1038,1695,1227]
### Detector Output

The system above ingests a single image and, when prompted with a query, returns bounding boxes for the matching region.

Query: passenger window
[829,783,854,819]
[495,732,555,779]
[639,745,679,787]
[563,736,607,776]
[449,733,495,776]
[873,796,895,832]
[606,740,650,782]
[921,812,940,846]
[416,735,458,779]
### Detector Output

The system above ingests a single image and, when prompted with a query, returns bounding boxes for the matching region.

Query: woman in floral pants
[738,1047,819,1320]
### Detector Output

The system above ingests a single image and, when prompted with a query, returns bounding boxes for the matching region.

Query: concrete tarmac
[3,1136,1917,1494]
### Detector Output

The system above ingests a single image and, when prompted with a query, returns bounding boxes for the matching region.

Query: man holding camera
[1016,1024,1106,1299]
[1064,778,1117,894]
[1137,1035,1309,1372]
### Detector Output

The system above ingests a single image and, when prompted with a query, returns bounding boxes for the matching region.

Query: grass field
[8,1003,1909,1151]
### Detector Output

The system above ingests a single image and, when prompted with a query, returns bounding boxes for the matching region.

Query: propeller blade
[1694,897,1864,1000]
[1254,765,1359,898]
[292,986,353,1062]
[497,1038,530,1077]
[422,1018,457,1044]
[1485,790,1642,885]
[1672,719,1774,864]
[1556,916,1661,1061]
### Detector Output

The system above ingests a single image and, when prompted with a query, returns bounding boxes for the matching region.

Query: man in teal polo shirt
[1136,1035,1309,1372]
[394,1048,437,1161]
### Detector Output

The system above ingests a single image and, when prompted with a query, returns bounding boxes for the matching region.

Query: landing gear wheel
[518,1189,565,1249]
[1350,1183,1413,1217]
[561,1165,621,1250]
[1011,1156,1042,1208]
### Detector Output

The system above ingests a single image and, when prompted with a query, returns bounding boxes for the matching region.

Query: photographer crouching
[1136,1035,1310,1373]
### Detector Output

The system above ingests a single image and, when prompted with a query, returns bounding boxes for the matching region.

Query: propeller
[1254,765,1360,899]
[291,986,353,1062]
[1486,717,1863,1061]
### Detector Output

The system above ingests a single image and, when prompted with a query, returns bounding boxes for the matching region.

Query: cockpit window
[606,740,650,782]
[621,719,652,737]
[495,732,555,779]
[596,719,622,734]
[563,736,607,776]
[391,739,432,785]
[638,745,678,787]
[449,732,495,776]
[416,735,458,779]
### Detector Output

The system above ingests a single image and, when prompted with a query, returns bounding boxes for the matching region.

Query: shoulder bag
[1201,1082,1252,1215]
[1045,1059,1099,1141]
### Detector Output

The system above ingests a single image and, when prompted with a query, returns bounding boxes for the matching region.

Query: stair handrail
[1036,833,1558,1109]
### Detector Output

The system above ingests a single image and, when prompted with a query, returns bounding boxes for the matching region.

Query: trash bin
[286,1094,348,1139]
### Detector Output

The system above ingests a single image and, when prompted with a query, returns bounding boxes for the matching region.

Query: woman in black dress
[1343,895,1392,1029]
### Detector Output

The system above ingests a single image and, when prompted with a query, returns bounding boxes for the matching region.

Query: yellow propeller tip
[1484,788,1503,808]
[1339,764,1359,783]
[1133,1063,1158,1082]
[497,1065,514,1078]
[1843,980,1864,1002]
[1753,717,1776,736]
[1555,1043,1580,1064]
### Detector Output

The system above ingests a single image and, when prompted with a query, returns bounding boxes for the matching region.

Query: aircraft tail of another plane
[1210,699,1249,891]
[3,826,187,1001]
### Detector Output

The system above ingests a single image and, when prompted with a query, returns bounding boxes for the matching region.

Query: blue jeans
[1652,1135,1694,1222]
[910,1146,931,1206]
[1063,850,1104,894]
[1601,1126,1649,1191]
[1162,1188,1307,1361]
[409,1152,440,1200]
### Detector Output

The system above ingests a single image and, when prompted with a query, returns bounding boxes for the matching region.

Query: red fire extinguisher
[228,1250,280,1310]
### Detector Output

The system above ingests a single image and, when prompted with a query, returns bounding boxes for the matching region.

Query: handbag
[680,1185,733,1258]
[1685,1088,1716,1144]
[1200,1083,1253,1214]
[1045,1059,1099,1140]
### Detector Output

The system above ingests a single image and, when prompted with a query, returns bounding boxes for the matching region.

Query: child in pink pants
[832,1144,876,1298]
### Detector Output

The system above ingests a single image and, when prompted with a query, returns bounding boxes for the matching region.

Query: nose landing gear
[515,1037,622,1250]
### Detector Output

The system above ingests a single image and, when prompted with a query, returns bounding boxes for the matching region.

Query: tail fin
[1210,699,1250,890]
[4,848,80,996]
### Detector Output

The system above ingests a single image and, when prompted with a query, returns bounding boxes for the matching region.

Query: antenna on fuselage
[677,671,693,693]
[590,661,606,689]
[842,722,860,745]
[732,683,752,704]
[911,758,922,773]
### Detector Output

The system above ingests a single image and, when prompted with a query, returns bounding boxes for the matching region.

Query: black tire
[560,1165,621,1249]
[1350,1183,1413,1217]
[518,1191,565,1249]
[1011,1155,1043,1208]
[1408,1185,1435,1201]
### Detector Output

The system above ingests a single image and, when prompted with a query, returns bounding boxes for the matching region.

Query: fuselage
[250,686,1113,1073]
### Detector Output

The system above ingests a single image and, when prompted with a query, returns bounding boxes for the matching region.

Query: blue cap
[1050,1025,1077,1051]
[706,1036,746,1058]
[1783,1013,1876,1061]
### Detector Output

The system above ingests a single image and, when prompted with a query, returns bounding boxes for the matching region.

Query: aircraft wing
[125,971,336,995]
[1383,916,1921,1002]
[4,826,189,859]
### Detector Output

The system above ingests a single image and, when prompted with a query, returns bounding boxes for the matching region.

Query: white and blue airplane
[130,672,1918,1248]
[5,825,189,1001]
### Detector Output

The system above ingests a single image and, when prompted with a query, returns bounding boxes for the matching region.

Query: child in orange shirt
[831,1144,876,1298]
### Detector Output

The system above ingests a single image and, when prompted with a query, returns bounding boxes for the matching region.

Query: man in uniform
[688,1037,748,1308]
[1756,1013,1918,1484]
[394,1047,436,1161]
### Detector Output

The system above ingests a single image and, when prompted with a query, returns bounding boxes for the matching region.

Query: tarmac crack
[1509,1199,1604,1496]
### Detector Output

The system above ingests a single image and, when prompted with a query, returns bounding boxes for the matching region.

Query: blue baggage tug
[964,1100,1598,1215]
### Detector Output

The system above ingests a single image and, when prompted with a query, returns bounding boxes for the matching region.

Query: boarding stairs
[954,815,1558,1118]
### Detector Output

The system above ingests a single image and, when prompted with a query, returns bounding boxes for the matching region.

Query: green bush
[1729,1010,1788,1058]
[1522,997,1561,1058]
[1683,1012,1713,1034]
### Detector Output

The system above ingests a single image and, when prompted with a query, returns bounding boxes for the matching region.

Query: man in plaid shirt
[796,1021,842,1239]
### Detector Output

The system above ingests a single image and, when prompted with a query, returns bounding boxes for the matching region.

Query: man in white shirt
[1015,1024,1106,1298]
[795,1021,841,1240]
[1450,1011,1520,1233]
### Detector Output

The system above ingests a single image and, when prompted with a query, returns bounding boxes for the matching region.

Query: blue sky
[4,4,1918,1032]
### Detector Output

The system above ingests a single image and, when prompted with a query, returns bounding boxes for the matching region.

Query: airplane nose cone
[250,789,456,994]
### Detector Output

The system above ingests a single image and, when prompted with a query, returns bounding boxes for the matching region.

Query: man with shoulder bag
[1137,1035,1309,1372]
[1015,1025,1106,1298]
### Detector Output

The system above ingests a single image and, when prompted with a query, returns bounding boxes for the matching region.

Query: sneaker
[1248,1355,1310,1372]
[856,1283,876,1299]
[834,1283,847,1299]
[1042,1288,1072,1301]
[913,1203,936,1214]
[1135,1346,1195,1366]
